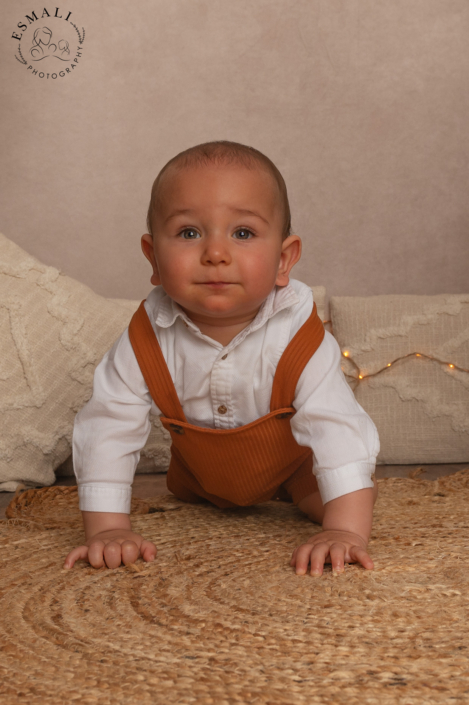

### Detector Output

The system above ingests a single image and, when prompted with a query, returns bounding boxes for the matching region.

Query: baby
[64,141,379,576]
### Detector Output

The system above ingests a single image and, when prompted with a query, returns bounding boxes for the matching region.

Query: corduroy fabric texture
[128,302,324,507]
[331,294,469,464]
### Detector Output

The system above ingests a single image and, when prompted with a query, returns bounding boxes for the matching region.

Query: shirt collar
[154,283,299,333]
[247,283,299,334]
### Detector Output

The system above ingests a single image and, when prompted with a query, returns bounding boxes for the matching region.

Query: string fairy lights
[340,350,469,383]
[321,319,468,383]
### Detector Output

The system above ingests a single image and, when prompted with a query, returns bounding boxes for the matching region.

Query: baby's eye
[233,229,254,240]
[179,229,201,240]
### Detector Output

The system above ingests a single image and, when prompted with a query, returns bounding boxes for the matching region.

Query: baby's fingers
[103,541,126,569]
[329,542,347,574]
[140,540,157,563]
[291,543,311,575]
[87,539,107,568]
[310,542,336,576]
[118,539,157,565]
[63,545,89,569]
[294,542,327,576]
[348,545,374,571]
[121,540,140,566]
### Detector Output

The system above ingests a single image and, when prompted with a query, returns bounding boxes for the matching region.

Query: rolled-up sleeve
[73,329,155,514]
[290,331,380,504]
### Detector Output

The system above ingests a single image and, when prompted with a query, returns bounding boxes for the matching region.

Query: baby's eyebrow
[164,207,269,225]
[230,208,269,224]
[164,209,195,223]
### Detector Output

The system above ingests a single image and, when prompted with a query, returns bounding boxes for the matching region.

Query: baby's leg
[298,476,379,524]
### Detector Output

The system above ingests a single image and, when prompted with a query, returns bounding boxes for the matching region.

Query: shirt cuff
[315,461,376,504]
[78,484,132,514]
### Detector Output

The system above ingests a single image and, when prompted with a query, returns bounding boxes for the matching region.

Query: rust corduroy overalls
[128,301,325,508]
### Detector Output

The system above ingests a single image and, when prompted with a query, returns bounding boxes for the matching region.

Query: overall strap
[270,302,325,411]
[128,301,187,422]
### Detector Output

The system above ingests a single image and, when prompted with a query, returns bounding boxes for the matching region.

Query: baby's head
[146,141,292,241]
[142,141,301,330]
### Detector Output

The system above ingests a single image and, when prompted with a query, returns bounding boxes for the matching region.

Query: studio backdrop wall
[1,0,468,306]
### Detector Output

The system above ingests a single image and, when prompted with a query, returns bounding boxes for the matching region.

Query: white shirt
[74,279,379,513]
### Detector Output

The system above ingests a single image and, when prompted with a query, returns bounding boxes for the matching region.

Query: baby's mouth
[198,281,234,287]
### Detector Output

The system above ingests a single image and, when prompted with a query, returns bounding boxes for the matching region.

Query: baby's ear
[141,234,161,286]
[276,234,302,287]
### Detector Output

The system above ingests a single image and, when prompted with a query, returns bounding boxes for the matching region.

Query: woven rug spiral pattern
[1,473,469,704]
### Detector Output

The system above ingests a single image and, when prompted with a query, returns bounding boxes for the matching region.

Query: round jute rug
[1,472,469,705]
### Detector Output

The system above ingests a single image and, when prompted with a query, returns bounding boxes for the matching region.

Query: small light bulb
[416,354,421,357]
[358,375,363,379]
[387,363,391,367]
[449,364,454,369]
[343,351,349,357]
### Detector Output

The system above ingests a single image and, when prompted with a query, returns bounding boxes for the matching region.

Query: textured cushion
[330,294,469,464]
[0,234,169,491]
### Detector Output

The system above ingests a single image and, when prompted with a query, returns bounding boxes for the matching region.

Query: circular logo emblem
[13,8,85,79]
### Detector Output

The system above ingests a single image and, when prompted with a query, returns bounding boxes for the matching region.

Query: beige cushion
[330,294,469,464]
[0,234,169,491]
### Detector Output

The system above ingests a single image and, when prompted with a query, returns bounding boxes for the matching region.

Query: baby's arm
[64,511,157,569]
[289,325,380,576]
[65,326,158,569]
[290,484,375,576]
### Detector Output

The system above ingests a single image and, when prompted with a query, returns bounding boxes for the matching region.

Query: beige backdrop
[1,1,468,311]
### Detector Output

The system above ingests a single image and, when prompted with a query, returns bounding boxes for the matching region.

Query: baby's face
[141,163,300,328]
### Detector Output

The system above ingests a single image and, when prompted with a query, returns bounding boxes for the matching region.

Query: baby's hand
[290,530,373,576]
[63,529,157,569]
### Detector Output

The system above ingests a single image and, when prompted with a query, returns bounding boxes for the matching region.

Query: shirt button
[221,354,228,360]
[218,405,227,415]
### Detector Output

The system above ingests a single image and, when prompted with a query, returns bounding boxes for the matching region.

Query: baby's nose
[201,237,231,265]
